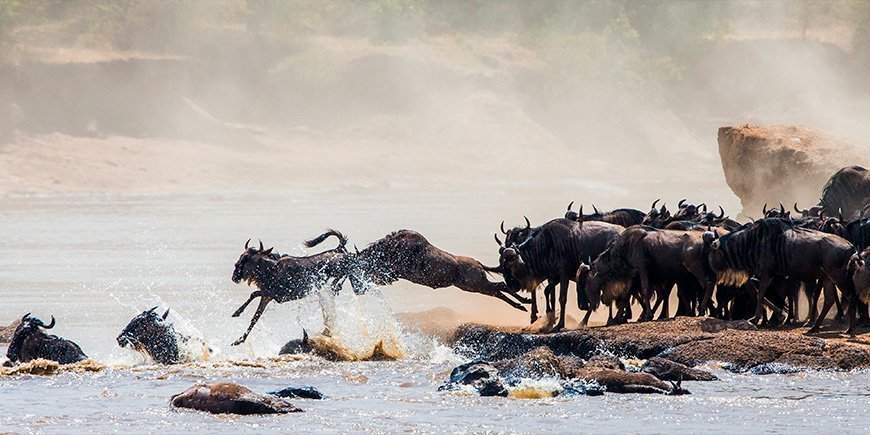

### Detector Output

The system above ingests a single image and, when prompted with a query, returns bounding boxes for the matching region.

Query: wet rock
[451,324,602,361]
[641,357,718,381]
[749,362,803,375]
[717,124,868,216]
[438,361,508,397]
[494,346,585,379]
[561,379,605,396]
[269,386,325,400]
[170,382,302,414]
[585,354,625,371]
[699,318,756,333]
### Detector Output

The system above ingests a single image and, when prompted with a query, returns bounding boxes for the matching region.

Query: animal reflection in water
[230,229,529,345]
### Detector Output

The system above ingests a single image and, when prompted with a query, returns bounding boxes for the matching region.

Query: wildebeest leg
[751,276,773,325]
[804,279,822,327]
[555,277,569,330]
[808,279,837,333]
[544,281,556,315]
[232,296,273,346]
[529,288,539,324]
[231,291,265,318]
[636,271,654,322]
[833,289,845,322]
[830,274,858,334]
[658,284,673,320]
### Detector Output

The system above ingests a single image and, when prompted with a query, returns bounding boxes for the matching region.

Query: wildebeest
[819,166,870,220]
[850,248,870,305]
[580,226,715,323]
[117,307,194,365]
[230,230,353,345]
[794,202,824,218]
[340,229,531,312]
[5,314,87,365]
[497,218,624,329]
[171,382,302,414]
[703,218,858,333]
[279,329,315,355]
[565,202,645,228]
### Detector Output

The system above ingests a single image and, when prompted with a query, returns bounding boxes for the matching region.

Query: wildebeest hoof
[269,386,325,400]
[171,382,302,414]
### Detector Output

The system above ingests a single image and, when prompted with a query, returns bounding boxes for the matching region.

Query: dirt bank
[717,124,869,217]
[451,317,870,372]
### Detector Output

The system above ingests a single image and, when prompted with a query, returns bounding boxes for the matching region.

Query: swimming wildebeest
[496,217,624,329]
[819,166,870,220]
[5,314,87,366]
[336,229,531,311]
[703,218,859,333]
[230,230,353,345]
[117,307,194,365]
[171,382,302,414]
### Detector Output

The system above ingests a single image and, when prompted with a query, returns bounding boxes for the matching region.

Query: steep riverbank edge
[449,317,870,372]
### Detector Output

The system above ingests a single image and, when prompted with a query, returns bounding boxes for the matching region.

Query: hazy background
[1,0,870,193]
[2,1,870,328]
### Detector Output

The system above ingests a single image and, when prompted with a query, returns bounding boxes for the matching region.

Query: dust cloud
[1,1,869,327]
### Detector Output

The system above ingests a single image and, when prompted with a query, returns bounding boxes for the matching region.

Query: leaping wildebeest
[5,314,87,366]
[230,230,354,345]
[333,229,531,312]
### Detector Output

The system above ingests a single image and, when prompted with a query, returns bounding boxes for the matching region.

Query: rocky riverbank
[450,317,870,373]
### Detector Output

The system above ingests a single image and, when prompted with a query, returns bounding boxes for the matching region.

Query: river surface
[2,186,868,433]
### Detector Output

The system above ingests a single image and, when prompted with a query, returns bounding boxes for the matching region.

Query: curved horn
[259,240,264,251]
[717,205,725,219]
[494,233,503,247]
[699,203,707,213]
[592,204,600,215]
[651,199,660,210]
[838,208,844,222]
[779,203,785,214]
[162,309,170,320]
[793,203,803,214]
[43,316,56,329]
[149,306,158,313]
[678,198,687,208]
[500,221,507,235]
[22,312,31,322]
[245,238,251,249]
[302,328,309,344]
[578,205,583,220]
[567,201,574,212]
[819,208,826,219]
[523,216,531,230]
[762,203,768,215]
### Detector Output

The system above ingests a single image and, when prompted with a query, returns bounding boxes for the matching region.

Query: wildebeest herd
[4,166,869,370]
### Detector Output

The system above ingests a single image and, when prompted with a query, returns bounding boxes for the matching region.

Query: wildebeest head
[672,199,705,221]
[794,203,824,218]
[117,307,183,365]
[762,203,790,219]
[6,313,54,363]
[232,239,274,284]
[643,199,670,226]
[696,206,727,226]
[581,245,632,310]
[498,247,540,294]
[500,216,535,247]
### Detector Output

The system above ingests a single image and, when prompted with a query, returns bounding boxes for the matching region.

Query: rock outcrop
[451,317,870,372]
[717,124,868,217]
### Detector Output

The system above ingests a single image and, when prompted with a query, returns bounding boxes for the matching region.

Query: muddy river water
[1,186,867,433]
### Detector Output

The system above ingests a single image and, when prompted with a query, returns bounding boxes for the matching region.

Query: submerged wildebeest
[335,229,530,311]
[580,226,715,323]
[5,314,87,366]
[819,166,870,220]
[171,382,302,414]
[496,217,624,329]
[230,230,353,345]
[703,218,859,333]
[564,202,645,228]
[117,307,195,365]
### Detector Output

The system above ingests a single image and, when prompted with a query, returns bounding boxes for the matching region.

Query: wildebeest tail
[304,229,348,250]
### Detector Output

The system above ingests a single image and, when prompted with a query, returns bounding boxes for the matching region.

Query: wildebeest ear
[149,306,158,313]
[162,309,170,320]
[302,329,309,343]
[263,247,273,255]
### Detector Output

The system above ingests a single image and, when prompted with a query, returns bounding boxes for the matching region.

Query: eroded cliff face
[717,124,868,217]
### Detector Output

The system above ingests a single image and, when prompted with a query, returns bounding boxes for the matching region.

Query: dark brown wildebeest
[794,203,824,218]
[580,226,715,323]
[819,166,870,220]
[5,314,87,366]
[171,382,302,414]
[117,307,197,365]
[230,230,353,345]
[850,248,870,307]
[343,230,530,311]
[497,218,624,329]
[703,218,859,333]
[565,202,645,228]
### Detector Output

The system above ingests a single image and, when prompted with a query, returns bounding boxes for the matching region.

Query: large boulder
[717,124,868,217]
